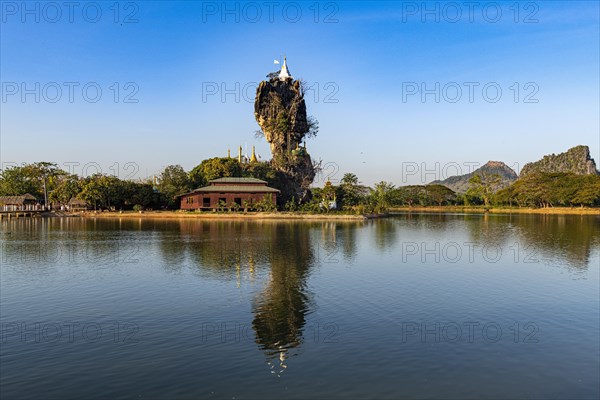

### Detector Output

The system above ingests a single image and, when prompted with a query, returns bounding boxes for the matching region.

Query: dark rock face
[254,77,315,203]
[520,145,599,177]
[431,161,518,193]
[254,79,308,154]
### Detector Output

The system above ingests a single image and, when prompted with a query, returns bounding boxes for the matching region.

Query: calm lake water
[1,214,599,399]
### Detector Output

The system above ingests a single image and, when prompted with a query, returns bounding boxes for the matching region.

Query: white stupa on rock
[278,57,292,81]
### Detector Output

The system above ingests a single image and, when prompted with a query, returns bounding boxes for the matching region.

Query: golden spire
[228,149,231,158]
[238,146,242,163]
[250,146,258,163]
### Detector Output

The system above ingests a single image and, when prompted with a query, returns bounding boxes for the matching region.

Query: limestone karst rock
[254,60,316,203]
[254,79,308,155]
[520,145,599,177]
[430,161,518,193]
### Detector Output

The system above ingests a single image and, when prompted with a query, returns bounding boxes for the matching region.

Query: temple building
[179,177,279,210]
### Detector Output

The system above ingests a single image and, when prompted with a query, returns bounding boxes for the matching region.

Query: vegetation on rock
[431,161,517,193]
[520,145,599,177]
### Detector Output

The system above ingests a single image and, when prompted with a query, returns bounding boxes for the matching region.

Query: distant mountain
[430,161,518,193]
[520,145,599,177]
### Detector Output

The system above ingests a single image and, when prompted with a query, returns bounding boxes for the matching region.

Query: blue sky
[1,0,598,185]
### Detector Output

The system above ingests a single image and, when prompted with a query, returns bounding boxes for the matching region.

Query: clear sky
[1,0,599,186]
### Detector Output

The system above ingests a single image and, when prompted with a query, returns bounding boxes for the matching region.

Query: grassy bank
[390,206,600,215]
[58,208,600,219]
[77,210,382,221]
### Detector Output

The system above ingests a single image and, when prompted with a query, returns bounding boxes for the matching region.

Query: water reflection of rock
[252,224,315,376]
[171,221,316,374]
[170,220,362,375]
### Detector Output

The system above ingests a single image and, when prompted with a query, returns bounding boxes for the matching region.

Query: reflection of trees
[461,213,599,270]
[369,218,398,251]
[1,217,138,275]
[338,223,359,261]
[153,220,187,273]
[461,213,515,247]
[395,212,599,271]
[177,220,272,279]
[509,215,599,270]
[316,221,361,263]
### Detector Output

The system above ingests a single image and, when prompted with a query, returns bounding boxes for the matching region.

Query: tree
[466,173,501,207]
[0,162,66,204]
[370,181,395,214]
[157,165,192,208]
[341,173,358,186]
[77,176,100,210]
[25,162,65,206]
[0,165,41,197]
[306,115,319,139]
[243,161,280,185]
[338,173,362,208]
[425,184,456,206]
[491,172,600,208]
[123,180,160,210]
[493,186,515,207]
[189,157,242,187]
[49,174,81,205]
[394,186,424,207]
[254,194,276,212]
[78,174,122,210]
[572,177,600,207]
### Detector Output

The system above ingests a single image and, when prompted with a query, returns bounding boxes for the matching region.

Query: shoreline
[8,207,599,221]
[75,211,379,221]
[390,206,600,215]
